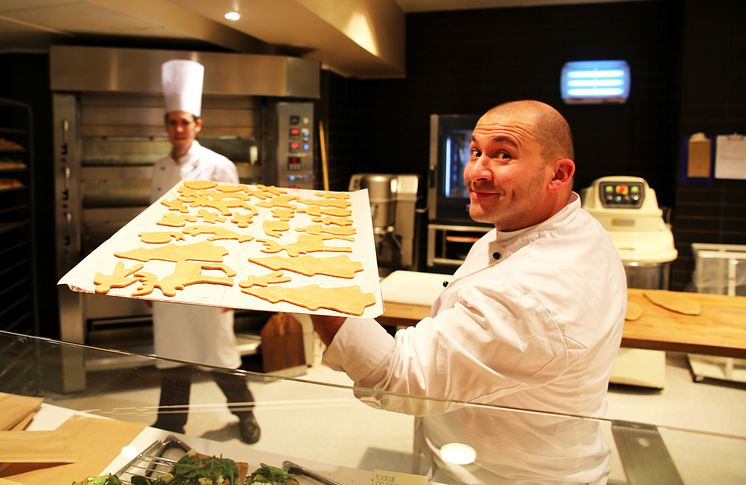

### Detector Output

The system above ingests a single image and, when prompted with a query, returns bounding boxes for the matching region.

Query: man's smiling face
[464,109,555,231]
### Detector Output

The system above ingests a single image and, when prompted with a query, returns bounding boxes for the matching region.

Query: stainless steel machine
[51,46,320,364]
[582,176,677,389]
[349,173,420,274]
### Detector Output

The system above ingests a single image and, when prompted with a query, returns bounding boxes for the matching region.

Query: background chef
[150,59,260,445]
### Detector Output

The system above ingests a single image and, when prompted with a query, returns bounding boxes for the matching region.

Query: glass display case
[1,329,745,484]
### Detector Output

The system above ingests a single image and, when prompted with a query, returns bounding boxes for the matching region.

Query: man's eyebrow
[492,136,518,148]
[471,135,518,148]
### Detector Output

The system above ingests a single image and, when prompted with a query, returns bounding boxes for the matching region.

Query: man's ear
[194,118,203,133]
[548,158,575,192]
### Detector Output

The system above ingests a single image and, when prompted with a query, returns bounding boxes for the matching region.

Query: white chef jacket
[150,140,241,370]
[323,193,627,484]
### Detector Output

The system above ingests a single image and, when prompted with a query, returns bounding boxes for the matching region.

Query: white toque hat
[161,59,205,117]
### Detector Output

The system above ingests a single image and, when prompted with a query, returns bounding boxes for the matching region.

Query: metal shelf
[0,97,37,337]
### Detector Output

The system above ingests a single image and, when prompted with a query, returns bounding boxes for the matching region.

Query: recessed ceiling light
[224,11,240,21]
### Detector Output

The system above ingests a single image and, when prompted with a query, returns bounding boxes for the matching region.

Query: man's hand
[310,314,346,346]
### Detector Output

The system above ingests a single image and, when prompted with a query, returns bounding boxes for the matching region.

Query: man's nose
[470,156,493,181]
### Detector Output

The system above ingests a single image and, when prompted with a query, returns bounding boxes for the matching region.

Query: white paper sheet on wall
[714,134,746,180]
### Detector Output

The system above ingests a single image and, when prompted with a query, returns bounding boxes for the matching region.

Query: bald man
[313,100,627,483]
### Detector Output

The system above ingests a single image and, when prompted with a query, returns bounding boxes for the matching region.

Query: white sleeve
[323,283,568,413]
[211,157,239,184]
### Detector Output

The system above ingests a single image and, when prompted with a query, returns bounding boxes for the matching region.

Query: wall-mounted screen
[561,60,630,104]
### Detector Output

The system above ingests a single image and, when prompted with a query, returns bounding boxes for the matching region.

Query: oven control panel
[599,181,644,208]
[276,102,314,189]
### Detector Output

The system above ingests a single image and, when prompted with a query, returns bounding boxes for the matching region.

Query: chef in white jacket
[312,100,627,483]
[150,59,260,444]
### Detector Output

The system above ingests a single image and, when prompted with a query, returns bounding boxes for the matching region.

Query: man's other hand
[310,314,346,346]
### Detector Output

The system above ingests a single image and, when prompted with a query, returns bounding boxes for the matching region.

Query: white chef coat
[323,193,627,484]
[150,140,241,370]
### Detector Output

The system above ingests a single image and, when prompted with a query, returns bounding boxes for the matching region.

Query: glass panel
[1,330,745,484]
[442,128,471,200]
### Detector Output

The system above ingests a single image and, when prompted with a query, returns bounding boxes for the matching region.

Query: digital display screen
[599,182,644,208]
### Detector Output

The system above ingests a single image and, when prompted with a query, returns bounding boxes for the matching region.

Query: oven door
[428,114,478,224]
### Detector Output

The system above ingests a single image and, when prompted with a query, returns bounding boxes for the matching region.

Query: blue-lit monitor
[561,60,630,104]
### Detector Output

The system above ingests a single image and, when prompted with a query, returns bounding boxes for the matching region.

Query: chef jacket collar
[173,139,203,167]
[481,192,580,262]
[490,192,580,246]
[444,192,581,290]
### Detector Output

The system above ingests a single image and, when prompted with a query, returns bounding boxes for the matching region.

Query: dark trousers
[153,366,256,432]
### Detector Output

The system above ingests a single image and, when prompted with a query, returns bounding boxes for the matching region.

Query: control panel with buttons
[599,181,644,208]
[276,102,314,189]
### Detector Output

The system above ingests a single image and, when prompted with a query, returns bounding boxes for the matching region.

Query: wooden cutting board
[0,415,146,485]
[0,431,75,463]
[623,289,746,357]
[0,393,43,431]
[380,289,746,357]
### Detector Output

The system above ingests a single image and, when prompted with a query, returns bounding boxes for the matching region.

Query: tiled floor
[50,338,746,483]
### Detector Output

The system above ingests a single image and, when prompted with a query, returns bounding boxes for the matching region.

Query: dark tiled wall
[672,0,746,290]
[324,0,744,289]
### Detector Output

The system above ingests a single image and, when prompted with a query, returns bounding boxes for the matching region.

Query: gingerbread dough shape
[296,224,356,241]
[250,254,363,279]
[238,271,291,288]
[257,194,299,209]
[138,231,185,244]
[256,184,286,196]
[161,198,190,213]
[242,284,376,316]
[197,209,227,224]
[190,194,251,215]
[263,220,290,238]
[115,241,228,263]
[157,213,198,228]
[312,216,353,227]
[183,180,217,190]
[231,207,259,228]
[257,234,352,257]
[643,290,702,316]
[625,302,643,321]
[271,207,295,221]
[299,198,351,209]
[299,205,351,218]
[181,224,254,243]
[94,261,144,294]
[132,262,236,297]
[215,183,246,193]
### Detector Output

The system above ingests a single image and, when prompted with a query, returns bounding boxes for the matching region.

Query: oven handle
[62,118,73,232]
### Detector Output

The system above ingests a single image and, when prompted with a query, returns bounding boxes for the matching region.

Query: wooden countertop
[380,289,746,358]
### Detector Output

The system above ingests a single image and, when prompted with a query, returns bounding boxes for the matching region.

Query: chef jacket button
[492,251,501,260]
[442,281,449,287]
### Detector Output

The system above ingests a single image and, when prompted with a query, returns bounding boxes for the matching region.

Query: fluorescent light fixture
[561,60,630,104]
[440,442,477,465]
[224,11,240,21]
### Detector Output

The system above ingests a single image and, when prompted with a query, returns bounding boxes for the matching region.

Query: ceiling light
[224,11,240,21]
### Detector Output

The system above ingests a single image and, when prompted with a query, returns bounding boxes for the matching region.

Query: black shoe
[238,413,261,444]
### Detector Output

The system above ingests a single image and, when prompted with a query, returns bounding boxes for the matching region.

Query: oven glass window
[443,129,472,199]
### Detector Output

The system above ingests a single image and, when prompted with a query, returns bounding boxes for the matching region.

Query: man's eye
[497,150,511,160]
[470,148,481,158]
